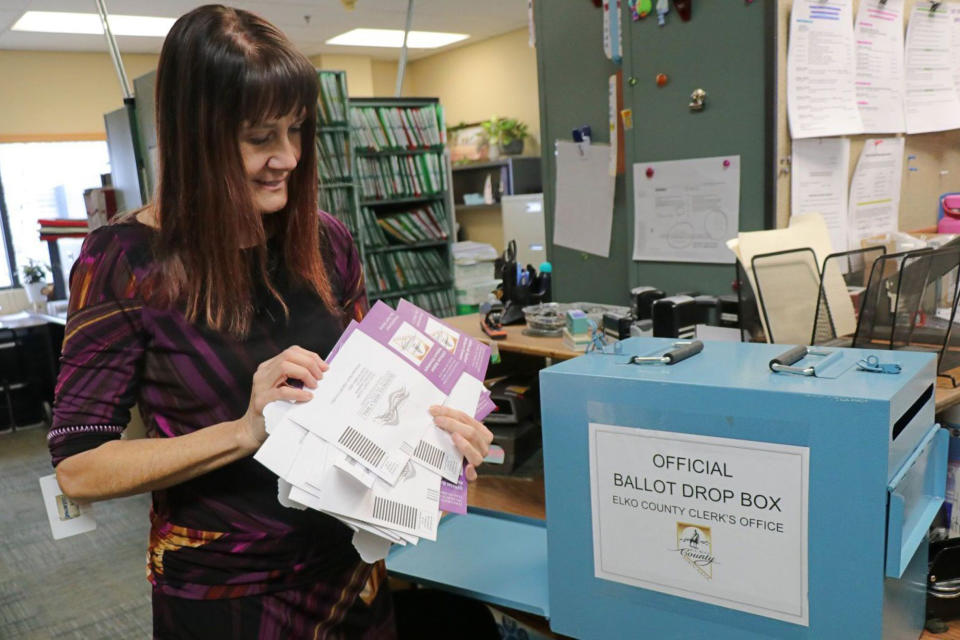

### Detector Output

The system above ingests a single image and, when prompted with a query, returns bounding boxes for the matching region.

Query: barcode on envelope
[373,496,418,530]
[413,441,444,470]
[339,427,386,469]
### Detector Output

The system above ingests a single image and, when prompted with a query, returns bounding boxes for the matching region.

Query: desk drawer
[886,424,948,578]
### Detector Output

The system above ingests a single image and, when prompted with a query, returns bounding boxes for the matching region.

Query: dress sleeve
[320,211,369,323]
[48,227,146,466]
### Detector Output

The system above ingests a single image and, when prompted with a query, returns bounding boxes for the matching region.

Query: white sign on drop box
[588,423,809,627]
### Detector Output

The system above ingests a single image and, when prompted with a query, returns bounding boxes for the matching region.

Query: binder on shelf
[317,71,348,125]
[350,105,445,151]
[316,69,359,240]
[348,96,455,318]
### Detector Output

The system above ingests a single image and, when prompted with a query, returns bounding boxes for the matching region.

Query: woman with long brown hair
[48,5,492,637]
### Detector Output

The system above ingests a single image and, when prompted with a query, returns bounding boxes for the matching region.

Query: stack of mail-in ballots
[254,299,496,561]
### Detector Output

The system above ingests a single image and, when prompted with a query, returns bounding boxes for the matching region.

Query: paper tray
[386,507,549,618]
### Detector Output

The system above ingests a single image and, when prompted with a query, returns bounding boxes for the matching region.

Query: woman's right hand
[237,346,329,452]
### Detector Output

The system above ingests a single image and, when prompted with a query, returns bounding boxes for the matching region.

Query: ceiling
[0,0,528,59]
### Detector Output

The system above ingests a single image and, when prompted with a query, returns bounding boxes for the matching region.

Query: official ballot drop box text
[539,338,947,639]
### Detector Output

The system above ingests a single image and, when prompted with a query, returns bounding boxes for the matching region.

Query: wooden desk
[442,313,580,361]
[937,371,960,414]
[468,475,545,520]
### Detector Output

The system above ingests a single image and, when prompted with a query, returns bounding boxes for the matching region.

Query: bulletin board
[776,0,960,232]
[534,1,776,303]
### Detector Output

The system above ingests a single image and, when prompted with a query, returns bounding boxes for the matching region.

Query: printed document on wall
[854,0,905,133]
[951,5,960,93]
[791,137,850,253]
[904,2,960,134]
[848,138,904,249]
[632,156,740,264]
[553,141,615,258]
[787,0,863,139]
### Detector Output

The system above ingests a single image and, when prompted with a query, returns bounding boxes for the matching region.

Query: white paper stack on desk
[254,300,495,562]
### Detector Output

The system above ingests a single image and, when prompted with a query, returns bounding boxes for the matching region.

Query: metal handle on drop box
[628,340,703,365]
[769,346,838,377]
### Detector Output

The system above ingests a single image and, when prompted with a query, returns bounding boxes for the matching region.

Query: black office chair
[0,327,44,432]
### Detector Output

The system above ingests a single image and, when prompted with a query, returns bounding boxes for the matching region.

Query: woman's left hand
[429,406,494,482]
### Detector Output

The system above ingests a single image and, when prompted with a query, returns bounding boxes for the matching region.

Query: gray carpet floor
[0,427,152,639]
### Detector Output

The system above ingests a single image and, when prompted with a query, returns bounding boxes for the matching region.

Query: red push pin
[723,159,731,168]
[646,167,655,178]
[656,73,668,87]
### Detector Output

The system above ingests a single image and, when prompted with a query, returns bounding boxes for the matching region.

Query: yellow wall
[311,54,373,97]
[404,28,540,154]
[372,60,400,97]
[2,29,541,147]
[0,50,159,140]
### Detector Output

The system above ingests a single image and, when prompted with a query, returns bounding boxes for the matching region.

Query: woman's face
[238,109,305,215]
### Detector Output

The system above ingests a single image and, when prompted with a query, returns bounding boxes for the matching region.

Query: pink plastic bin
[938,194,960,234]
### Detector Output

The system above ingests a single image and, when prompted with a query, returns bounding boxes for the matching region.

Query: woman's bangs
[239,51,318,125]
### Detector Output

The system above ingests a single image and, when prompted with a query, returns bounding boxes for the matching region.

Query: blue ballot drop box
[540,338,946,639]
[386,339,947,639]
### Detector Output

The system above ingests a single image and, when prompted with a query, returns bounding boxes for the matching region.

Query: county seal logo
[675,522,716,580]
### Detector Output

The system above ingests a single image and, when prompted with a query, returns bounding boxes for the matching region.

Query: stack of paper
[254,299,496,562]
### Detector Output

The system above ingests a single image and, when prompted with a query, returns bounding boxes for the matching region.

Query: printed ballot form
[904,1,960,134]
[255,299,495,557]
[291,444,442,540]
[396,299,490,483]
[854,0,906,133]
[286,303,464,486]
[787,0,863,139]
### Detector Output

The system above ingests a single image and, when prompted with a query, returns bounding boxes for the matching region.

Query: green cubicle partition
[534,2,776,304]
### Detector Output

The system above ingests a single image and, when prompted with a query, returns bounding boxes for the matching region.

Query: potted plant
[482,116,529,159]
[21,259,49,308]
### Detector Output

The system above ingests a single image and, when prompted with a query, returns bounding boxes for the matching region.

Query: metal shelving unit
[316,70,359,239]
[348,97,456,317]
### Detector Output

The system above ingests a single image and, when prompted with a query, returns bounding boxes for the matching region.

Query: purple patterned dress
[48,213,396,639]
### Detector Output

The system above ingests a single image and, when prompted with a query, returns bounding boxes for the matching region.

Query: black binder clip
[931,1,941,12]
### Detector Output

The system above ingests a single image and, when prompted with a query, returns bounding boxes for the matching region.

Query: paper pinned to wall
[632,155,740,264]
[848,138,904,249]
[787,0,863,139]
[553,141,615,258]
[791,137,850,253]
[950,4,960,95]
[904,1,960,134]
[854,0,906,133]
